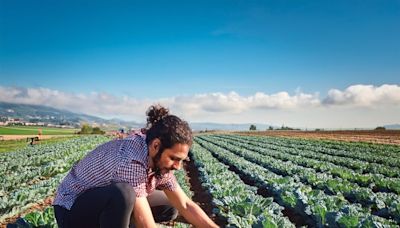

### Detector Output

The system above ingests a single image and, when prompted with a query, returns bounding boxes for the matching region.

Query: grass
[0,126,79,135]
[0,136,79,153]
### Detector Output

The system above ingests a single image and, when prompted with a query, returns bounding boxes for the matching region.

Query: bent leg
[67,182,135,228]
[54,205,69,228]
[147,190,178,223]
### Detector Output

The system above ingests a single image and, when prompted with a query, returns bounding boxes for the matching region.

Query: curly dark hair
[145,105,193,149]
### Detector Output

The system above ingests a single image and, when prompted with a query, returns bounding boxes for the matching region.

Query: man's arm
[132,197,158,228]
[164,185,219,228]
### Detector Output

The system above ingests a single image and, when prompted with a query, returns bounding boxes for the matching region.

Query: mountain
[0,102,274,131]
[384,124,400,129]
[0,102,141,129]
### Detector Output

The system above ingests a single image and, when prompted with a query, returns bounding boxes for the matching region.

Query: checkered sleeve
[157,172,178,191]
[116,160,148,197]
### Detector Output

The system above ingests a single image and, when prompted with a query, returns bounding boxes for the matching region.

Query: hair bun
[146,104,169,127]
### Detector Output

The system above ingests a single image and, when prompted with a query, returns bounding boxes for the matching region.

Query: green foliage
[0,126,77,135]
[79,124,105,134]
[0,136,77,153]
[0,136,110,221]
[24,207,57,227]
[337,215,359,228]
[92,127,105,135]
[79,124,92,134]
[276,125,300,130]
[249,124,257,131]
[195,134,400,227]
[7,207,57,228]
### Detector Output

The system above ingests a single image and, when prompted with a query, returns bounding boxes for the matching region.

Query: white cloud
[0,84,399,128]
[0,85,319,117]
[168,91,320,116]
[323,84,400,107]
[0,86,151,119]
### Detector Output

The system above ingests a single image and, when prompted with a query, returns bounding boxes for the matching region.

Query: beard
[152,145,168,177]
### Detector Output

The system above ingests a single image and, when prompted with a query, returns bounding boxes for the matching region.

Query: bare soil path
[234,130,400,145]
[184,155,228,227]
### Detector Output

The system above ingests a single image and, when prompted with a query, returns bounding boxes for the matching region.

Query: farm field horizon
[1,132,399,227]
[0,126,79,136]
[235,129,400,146]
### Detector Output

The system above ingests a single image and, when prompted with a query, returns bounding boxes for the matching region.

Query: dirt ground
[233,130,400,145]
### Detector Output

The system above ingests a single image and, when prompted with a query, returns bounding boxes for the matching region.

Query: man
[53,105,218,228]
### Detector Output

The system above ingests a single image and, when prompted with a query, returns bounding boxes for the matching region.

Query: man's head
[148,138,189,175]
[145,105,192,175]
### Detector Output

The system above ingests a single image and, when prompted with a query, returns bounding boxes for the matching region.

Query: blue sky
[1,0,399,128]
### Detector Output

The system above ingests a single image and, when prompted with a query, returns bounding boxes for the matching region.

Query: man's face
[154,143,189,175]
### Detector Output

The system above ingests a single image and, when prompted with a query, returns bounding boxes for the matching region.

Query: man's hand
[132,197,158,228]
[164,185,219,228]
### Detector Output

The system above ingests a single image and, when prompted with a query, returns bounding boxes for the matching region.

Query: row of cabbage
[190,142,295,227]
[235,134,400,171]
[6,168,193,228]
[216,135,400,190]
[195,136,399,227]
[0,136,110,223]
[202,134,400,221]
[216,135,400,194]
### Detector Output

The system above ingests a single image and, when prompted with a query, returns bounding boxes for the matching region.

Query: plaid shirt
[53,133,177,210]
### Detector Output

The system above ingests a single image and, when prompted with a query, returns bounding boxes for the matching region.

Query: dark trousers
[54,183,178,228]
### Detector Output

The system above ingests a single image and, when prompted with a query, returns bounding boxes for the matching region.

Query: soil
[183,155,228,227]
[234,130,400,145]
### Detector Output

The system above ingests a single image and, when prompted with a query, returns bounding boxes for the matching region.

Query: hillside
[0,102,141,129]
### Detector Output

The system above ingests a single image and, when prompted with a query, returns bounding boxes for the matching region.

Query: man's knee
[111,182,136,207]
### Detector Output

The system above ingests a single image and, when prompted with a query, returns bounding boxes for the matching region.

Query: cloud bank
[0,84,399,127]
[323,84,400,107]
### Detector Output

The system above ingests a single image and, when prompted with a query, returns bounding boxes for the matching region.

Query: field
[193,134,400,227]
[0,126,80,153]
[0,136,78,153]
[0,126,78,136]
[1,132,399,227]
[237,130,400,145]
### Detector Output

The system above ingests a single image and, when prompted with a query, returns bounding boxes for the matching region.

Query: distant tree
[277,125,299,130]
[79,124,93,134]
[374,126,386,131]
[92,127,105,134]
[268,126,274,130]
[249,124,257,131]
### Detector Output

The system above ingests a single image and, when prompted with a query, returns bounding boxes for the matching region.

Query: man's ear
[149,138,161,156]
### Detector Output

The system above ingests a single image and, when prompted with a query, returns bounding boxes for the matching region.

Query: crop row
[0,136,110,222]
[207,135,400,194]
[6,167,193,228]
[195,136,399,227]
[190,142,295,227]
[220,134,400,178]
[198,135,400,223]
[234,134,400,168]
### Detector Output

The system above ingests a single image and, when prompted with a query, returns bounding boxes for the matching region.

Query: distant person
[53,105,218,228]
[38,128,42,139]
[117,128,127,139]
